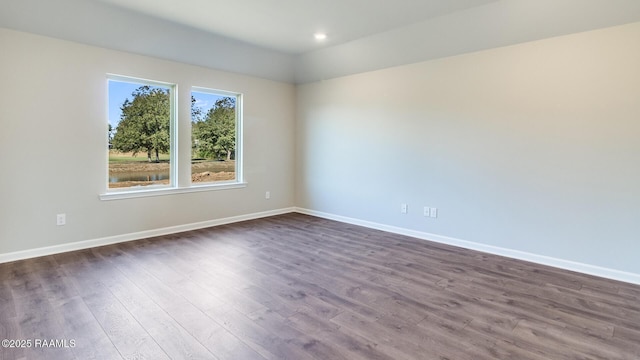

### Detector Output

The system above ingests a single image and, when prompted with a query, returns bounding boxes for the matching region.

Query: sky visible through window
[108,80,225,127]
[108,81,169,129]
[192,90,226,122]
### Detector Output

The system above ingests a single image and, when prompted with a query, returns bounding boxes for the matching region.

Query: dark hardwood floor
[1,213,639,359]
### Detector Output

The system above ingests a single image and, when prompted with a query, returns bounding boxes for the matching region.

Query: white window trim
[99,182,248,201]
[190,87,244,186]
[102,79,245,201]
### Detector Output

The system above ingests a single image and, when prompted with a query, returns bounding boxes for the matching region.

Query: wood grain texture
[0,213,639,359]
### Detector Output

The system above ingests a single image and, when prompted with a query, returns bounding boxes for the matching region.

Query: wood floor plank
[10,284,76,360]
[98,243,268,360]
[0,316,24,360]
[2,213,640,359]
[91,260,216,360]
[247,308,352,360]
[330,310,447,360]
[53,295,121,360]
[0,278,17,320]
[286,310,398,360]
[60,252,171,360]
[203,306,318,360]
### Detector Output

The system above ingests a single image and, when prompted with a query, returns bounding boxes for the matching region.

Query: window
[108,76,175,190]
[191,88,242,185]
[104,76,244,199]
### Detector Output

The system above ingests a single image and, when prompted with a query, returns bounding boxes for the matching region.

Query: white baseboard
[0,207,296,264]
[294,207,640,286]
[4,206,639,286]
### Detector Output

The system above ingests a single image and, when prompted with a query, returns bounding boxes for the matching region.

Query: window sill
[99,182,248,201]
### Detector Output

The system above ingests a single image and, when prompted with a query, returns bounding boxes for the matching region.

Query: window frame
[190,86,244,188]
[100,76,246,201]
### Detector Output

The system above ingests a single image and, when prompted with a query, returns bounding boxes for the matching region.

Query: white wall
[0,28,295,255]
[296,22,640,275]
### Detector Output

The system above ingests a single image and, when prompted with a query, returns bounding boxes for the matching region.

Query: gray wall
[0,28,296,255]
[296,22,640,275]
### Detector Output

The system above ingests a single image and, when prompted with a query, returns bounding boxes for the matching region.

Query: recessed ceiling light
[314,33,327,41]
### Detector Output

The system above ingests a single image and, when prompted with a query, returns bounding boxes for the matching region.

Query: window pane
[108,79,172,189]
[191,90,238,184]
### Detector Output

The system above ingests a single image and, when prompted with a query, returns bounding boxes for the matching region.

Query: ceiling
[93,0,496,54]
[2,0,640,83]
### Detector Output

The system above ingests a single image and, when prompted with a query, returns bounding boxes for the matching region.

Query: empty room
[1,0,639,359]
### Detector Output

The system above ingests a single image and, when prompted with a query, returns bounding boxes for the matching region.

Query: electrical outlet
[401,204,408,214]
[56,213,66,226]
[429,207,438,218]
[265,191,271,199]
